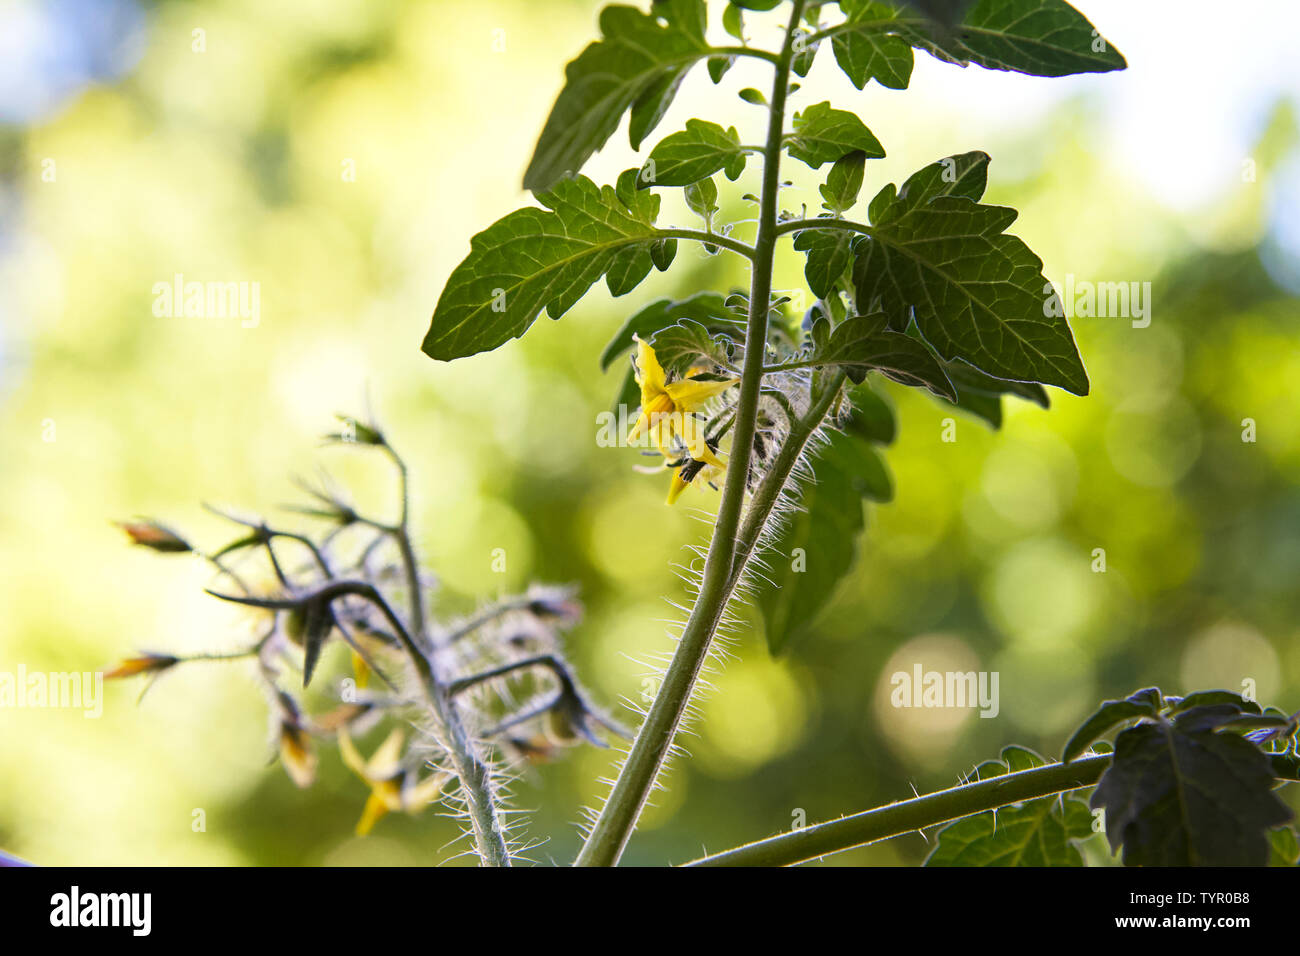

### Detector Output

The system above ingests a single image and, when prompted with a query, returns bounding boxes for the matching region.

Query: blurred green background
[1,0,1298,866]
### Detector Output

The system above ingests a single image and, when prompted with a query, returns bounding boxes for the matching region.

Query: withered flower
[117,520,192,553]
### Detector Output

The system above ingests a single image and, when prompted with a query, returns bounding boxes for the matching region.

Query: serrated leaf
[792,226,855,299]
[1091,717,1294,866]
[424,172,663,361]
[832,13,914,90]
[523,0,712,193]
[787,101,885,169]
[852,153,1089,394]
[927,746,1093,867]
[1062,687,1162,764]
[643,119,747,187]
[816,314,957,399]
[939,358,1051,428]
[755,429,878,654]
[648,318,734,375]
[600,293,744,371]
[830,0,1126,94]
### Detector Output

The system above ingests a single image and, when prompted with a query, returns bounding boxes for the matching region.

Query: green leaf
[1166,690,1262,717]
[722,3,745,41]
[523,0,713,193]
[755,429,879,654]
[851,153,1089,394]
[843,382,896,445]
[1269,827,1300,866]
[738,87,768,106]
[926,747,1094,866]
[684,176,719,223]
[820,150,867,214]
[600,292,743,372]
[792,227,855,299]
[648,318,735,375]
[791,31,820,77]
[1061,687,1162,764]
[816,313,958,400]
[1091,713,1295,866]
[643,119,747,187]
[423,171,664,362]
[830,0,1126,93]
[786,101,885,169]
[831,3,915,90]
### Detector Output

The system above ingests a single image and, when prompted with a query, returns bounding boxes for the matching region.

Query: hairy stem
[575,0,808,867]
[685,755,1111,866]
[383,441,511,867]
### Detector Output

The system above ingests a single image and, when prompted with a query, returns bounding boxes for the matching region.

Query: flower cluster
[108,414,624,848]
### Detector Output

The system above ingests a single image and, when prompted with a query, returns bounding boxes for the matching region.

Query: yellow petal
[355,789,392,837]
[678,416,727,469]
[336,725,370,779]
[366,728,406,780]
[402,771,452,813]
[666,470,691,505]
[633,336,666,395]
[351,650,370,690]
[664,377,738,412]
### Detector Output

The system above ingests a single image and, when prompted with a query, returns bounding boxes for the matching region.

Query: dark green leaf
[643,119,747,187]
[1062,687,1162,764]
[599,293,743,371]
[940,356,1051,428]
[523,0,712,193]
[832,10,915,90]
[844,382,896,445]
[786,101,885,169]
[1091,717,1294,865]
[1167,690,1262,717]
[817,314,957,399]
[755,429,877,654]
[830,0,1126,93]
[792,227,855,299]
[738,87,768,105]
[852,153,1089,394]
[424,172,663,361]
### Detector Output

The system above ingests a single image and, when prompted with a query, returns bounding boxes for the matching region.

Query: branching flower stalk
[111,416,625,866]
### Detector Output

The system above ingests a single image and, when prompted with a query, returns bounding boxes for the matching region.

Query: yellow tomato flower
[628,336,736,467]
[339,726,450,836]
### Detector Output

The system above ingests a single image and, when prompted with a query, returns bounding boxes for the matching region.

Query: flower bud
[118,520,191,553]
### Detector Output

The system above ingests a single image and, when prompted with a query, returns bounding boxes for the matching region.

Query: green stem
[656,228,756,261]
[574,1,808,868]
[685,755,1111,866]
[729,370,845,590]
[382,441,511,867]
[773,217,874,239]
